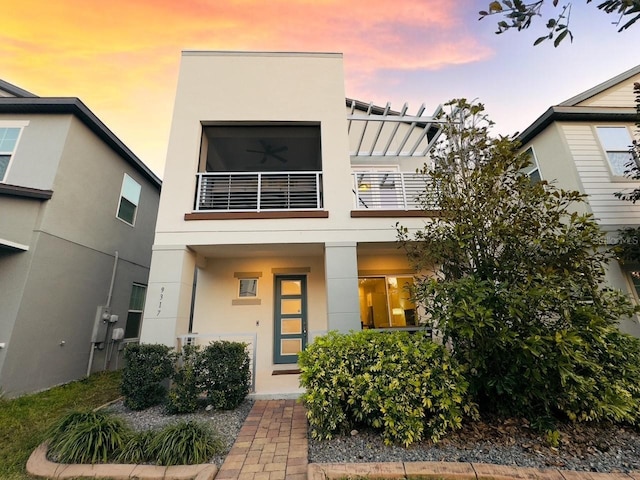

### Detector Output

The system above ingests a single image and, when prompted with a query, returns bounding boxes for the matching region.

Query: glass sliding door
[358,276,416,329]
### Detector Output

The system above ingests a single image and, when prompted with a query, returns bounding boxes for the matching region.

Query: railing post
[399,172,408,210]
[257,172,262,212]
[316,172,321,209]
[195,173,202,211]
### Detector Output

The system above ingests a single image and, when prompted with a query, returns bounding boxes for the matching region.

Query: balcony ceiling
[203,125,321,172]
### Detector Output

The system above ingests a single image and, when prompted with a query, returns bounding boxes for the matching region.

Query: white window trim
[0,121,29,183]
[522,147,543,182]
[116,173,141,226]
[595,125,636,178]
[124,283,147,340]
[238,278,259,298]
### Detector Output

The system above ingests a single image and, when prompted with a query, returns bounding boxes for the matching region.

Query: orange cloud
[0,0,491,175]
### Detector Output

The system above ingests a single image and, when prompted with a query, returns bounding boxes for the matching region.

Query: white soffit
[347,100,444,157]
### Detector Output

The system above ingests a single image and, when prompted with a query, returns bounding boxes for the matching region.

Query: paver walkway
[217,400,308,480]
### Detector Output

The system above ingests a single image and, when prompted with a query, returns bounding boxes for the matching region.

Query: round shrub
[198,341,250,410]
[47,410,130,464]
[166,345,202,414]
[121,343,174,410]
[299,330,477,446]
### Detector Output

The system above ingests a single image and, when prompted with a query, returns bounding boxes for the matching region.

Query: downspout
[103,251,119,370]
[86,251,119,377]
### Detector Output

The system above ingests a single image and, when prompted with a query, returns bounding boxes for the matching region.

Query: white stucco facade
[140,51,439,395]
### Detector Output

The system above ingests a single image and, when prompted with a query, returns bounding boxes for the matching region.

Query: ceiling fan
[247,140,288,163]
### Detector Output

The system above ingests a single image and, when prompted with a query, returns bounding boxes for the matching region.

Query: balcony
[195,172,323,212]
[352,171,438,212]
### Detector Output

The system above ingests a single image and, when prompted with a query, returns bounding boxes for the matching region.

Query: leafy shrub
[47,410,130,464]
[198,341,251,410]
[148,420,224,465]
[121,344,174,410]
[398,99,640,427]
[425,276,640,424]
[166,345,202,414]
[299,330,477,446]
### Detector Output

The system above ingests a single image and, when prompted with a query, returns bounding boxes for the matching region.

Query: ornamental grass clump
[47,410,130,464]
[148,420,224,466]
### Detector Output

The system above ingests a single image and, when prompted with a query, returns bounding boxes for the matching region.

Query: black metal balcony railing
[195,172,323,212]
[352,171,437,210]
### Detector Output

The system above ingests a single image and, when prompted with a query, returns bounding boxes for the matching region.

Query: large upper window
[200,124,321,172]
[124,283,146,339]
[117,174,141,225]
[596,126,635,176]
[358,276,417,329]
[0,127,22,182]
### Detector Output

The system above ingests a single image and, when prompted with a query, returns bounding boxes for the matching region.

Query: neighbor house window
[0,126,23,182]
[124,283,146,339]
[358,276,417,329]
[521,147,542,183]
[117,173,141,225]
[238,278,258,298]
[596,126,635,176]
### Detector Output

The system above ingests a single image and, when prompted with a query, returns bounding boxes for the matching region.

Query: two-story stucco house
[518,65,640,337]
[0,79,161,396]
[140,51,442,396]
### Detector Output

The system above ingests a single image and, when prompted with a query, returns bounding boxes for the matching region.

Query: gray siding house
[0,79,161,396]
[517,65,640,336]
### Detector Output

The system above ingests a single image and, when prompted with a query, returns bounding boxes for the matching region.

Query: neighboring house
[140,51,442,396]
[518,65,640,336]
[0,79,161,396]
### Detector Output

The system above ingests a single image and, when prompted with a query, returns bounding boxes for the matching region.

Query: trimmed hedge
[299,330,477,446]
[121,344,174,411]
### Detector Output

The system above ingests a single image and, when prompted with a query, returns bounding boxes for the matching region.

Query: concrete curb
[26,442,218,480]
[308,462,640,480]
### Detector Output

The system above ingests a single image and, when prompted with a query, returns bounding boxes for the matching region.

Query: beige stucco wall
[154,51,428,250]
[191,254,327,394]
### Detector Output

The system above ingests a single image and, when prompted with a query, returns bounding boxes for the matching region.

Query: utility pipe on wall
[86,251,119,377]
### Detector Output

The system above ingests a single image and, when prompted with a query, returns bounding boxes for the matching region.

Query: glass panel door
[358,276,416,328]
[274,275,307,364]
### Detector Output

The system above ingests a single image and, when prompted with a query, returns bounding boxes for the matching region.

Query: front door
[274,275,307,364]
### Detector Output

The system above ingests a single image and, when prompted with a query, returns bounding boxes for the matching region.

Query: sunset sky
[3,0,639,177]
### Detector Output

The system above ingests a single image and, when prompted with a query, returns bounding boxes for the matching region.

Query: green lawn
[0,371,122,480]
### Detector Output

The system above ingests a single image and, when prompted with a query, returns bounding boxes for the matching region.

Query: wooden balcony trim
[185,210,329,221]
[350,209,441,218]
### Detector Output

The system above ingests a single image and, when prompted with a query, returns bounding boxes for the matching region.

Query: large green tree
[480,0,640,45]
[399,99,640,424]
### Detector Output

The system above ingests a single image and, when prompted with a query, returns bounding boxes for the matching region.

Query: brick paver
[219,399,308,480]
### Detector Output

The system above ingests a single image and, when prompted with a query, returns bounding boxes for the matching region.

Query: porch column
[324,242,360,333]
[139,245,196,346]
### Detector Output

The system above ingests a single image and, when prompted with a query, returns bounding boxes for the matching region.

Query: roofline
[0,79,37,98]
[183,51,342,59]
[517,106,638,145]
[0,97,161,189]
[558,64,640,106]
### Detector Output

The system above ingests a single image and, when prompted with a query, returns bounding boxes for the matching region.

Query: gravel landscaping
[104,398,254,467]
[105,397,640,474]
[308,416,640,474]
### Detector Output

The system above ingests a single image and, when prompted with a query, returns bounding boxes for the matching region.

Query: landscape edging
[26,442,218,480]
